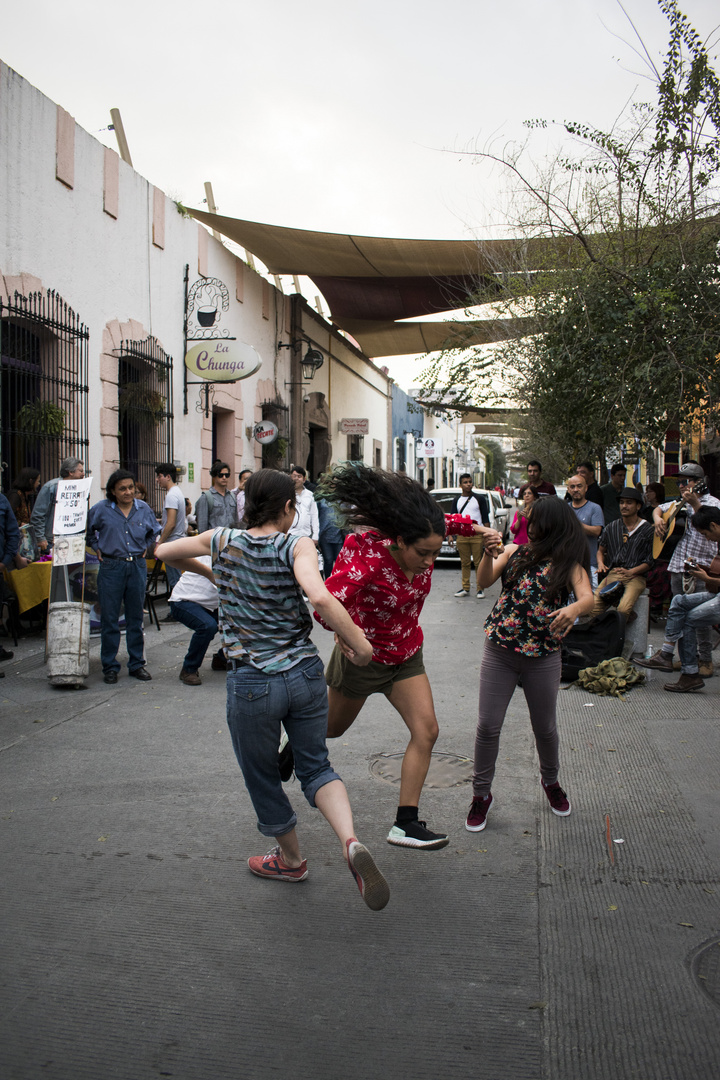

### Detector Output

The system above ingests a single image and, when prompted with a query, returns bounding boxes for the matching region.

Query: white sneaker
[476,589,484,598]
[454,588,469,597]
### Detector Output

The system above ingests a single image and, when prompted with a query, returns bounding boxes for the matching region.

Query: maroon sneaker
[466,794,493,832]
[247,846,308,882]
[541,780,571,816]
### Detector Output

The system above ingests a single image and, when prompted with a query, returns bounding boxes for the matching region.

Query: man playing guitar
[636,506,720,691]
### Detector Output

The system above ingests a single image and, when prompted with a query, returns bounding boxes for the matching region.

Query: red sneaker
[247,846,308,882]
[466,794,493,832]
[346,839,390,911]
[541,780,571,816]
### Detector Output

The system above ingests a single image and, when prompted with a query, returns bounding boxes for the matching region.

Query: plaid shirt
[599,517,654,571]
[660,494,720,573]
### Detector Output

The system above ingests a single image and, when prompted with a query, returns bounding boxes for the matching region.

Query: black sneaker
[387,819,449,849]
[0,646,14,661]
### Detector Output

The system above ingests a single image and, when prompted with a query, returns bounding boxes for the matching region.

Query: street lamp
[278,339,325,381]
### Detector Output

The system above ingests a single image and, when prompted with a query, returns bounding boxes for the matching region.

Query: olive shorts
[325,644,426,700]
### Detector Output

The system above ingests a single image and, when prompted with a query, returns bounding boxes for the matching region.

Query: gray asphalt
[1,569,719,1080]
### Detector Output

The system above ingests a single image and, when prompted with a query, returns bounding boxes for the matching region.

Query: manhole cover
[369,751,472,788]
[691,939,720,1008]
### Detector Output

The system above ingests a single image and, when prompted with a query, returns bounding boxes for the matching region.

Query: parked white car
[430,487,510,563]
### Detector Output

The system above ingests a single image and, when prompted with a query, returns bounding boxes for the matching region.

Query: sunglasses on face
[218,472,230,478]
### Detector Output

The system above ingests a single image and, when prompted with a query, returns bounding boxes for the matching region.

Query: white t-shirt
[456,494,483,526]
[162,484,186,541]
[169,555,218,612]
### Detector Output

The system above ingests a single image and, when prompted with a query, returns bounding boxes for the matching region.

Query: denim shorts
[325,644,425,700]
[226,655,341,837]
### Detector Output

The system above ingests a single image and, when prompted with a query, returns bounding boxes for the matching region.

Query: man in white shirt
[168,555,219,685]
[231,469,252,523]
[155,463,187,594]
[288,466,319,545]
[451,474,490,598]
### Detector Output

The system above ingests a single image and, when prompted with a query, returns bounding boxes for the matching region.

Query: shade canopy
[336,317,539,357]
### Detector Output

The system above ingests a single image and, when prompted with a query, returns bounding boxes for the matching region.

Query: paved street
[1,571,719,1080]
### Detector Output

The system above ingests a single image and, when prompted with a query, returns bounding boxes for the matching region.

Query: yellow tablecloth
[5,562,53,614]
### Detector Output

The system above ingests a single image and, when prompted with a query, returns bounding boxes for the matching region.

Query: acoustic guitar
[652,480,708,560]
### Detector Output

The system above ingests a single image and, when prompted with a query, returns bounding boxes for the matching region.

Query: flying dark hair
[692,505,720,531]
[106,469,135,501]
[243,469,296,528]
[315,463,446,543]
[210,460,231,478]
[507,496,589,601]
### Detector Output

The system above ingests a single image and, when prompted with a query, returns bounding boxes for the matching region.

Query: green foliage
[16,398,66,438]
[475,438,507,487]
[419,1,720,466]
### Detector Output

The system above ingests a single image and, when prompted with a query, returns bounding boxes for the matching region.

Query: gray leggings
[473,639,562,797]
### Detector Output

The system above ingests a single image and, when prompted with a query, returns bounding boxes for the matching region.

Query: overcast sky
[3,0,718,387]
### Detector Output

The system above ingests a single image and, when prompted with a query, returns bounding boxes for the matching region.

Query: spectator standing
[30,456,85,552]
[526,460,556,496]
[168,555,219,685]
[652,462,720,678]
[576,463,604,508]
[317,496,345,578]
[231,469,252,524]
[640,482,671,617]
[9,468,41,526]
[155,463,186,594]
[0,492,21,667]
[195,460,238,533]
[510,484,538,545]
[567,474,604,588]
[288,467,319,546]
[599,463,627,524]
[87,469,160,684]
[451,473,490,598]
[592,488,653,622]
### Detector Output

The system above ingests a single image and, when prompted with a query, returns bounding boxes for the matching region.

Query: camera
[303,394,310,404]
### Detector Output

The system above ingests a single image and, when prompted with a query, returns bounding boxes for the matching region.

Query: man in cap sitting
[591,487,654,622]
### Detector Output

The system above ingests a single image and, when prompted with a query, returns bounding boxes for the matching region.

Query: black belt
[101,554,144,561]
[226,658,250,671]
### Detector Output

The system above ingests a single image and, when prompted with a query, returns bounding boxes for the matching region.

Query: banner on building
[339,418,369,434]
[417,438,442,458]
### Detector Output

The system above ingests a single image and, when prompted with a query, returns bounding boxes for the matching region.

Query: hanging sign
[253,421,279,445]
[417,438,442,458]
[53,478,92,535]
[339,418,369,434]
[184,340,261,382]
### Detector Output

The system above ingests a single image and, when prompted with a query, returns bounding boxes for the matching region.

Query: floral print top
[316,514,476,665]
[484,553,564,656]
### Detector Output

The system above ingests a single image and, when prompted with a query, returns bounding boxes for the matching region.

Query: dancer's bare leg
[327,687,366,737]
[387,674,439,806]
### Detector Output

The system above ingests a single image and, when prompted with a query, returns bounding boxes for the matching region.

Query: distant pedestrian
[87,469,160,684]
[599,463,627,524]
[155,463,186,594]
[9,468,40,526]
[195,460,238,532]
[510,484,539,545]
[466,498,593,834]
[288,466,319,546]
[451,473,490,598]
[526,460,556,496]
[231,469,253,523]
[156,469,390,910]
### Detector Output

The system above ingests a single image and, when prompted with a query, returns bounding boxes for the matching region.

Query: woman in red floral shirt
[315,464,502,850]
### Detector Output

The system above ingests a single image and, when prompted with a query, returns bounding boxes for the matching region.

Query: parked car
[430,487,510,563]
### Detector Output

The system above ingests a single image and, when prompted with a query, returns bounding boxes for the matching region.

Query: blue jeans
[665,591,720,674]
[170,600,218,672]
[319,536,344,579]
[226,655,341,837]
[165,565,182,594]
[97,558,147,674]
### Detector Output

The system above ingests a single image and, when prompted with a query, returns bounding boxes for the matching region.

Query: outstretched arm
[156,532,215,582]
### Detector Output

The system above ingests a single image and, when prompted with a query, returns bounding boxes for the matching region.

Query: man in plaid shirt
[651,462,720,678]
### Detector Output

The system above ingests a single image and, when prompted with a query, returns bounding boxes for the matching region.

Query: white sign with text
[53,478,92,535]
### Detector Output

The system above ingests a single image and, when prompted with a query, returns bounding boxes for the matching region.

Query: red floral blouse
[316,515,476,665]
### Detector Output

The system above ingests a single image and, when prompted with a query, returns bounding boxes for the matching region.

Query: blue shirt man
[567,473,604,588]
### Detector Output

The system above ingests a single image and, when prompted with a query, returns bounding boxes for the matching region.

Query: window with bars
[0,290,89,494]
[117,338,173,513]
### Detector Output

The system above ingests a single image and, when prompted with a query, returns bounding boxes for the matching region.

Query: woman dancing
[315,464,502,850]
[157,469,390,911]
[466,497,593,832]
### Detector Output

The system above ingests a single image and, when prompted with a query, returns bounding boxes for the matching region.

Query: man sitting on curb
[168,555,219,685]
[591,487,653,623]
[635,506,720,692]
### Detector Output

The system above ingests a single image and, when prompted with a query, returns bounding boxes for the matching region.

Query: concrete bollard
[46,602,93,687]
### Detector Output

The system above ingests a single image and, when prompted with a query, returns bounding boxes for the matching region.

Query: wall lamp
[278,338,325,381]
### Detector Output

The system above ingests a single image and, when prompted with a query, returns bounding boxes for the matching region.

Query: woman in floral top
[466,497,593,833]
[315,464,502,851]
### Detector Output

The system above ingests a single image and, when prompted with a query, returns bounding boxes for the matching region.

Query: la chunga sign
[184,341,261,382]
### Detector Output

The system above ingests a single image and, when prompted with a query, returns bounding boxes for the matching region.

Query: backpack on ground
[560,608,625,682]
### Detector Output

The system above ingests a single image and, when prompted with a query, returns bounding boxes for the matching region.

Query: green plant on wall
[119,383,166,424]
[263,437,288,469]
[16,398,66,439]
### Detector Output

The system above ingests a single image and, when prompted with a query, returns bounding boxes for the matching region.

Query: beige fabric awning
[339,317,537,357]
[188,208,575,278]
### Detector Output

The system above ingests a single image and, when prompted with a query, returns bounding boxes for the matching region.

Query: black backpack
[560,609,626,682]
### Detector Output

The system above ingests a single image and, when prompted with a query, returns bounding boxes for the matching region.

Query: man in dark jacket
[451,475,490,598]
